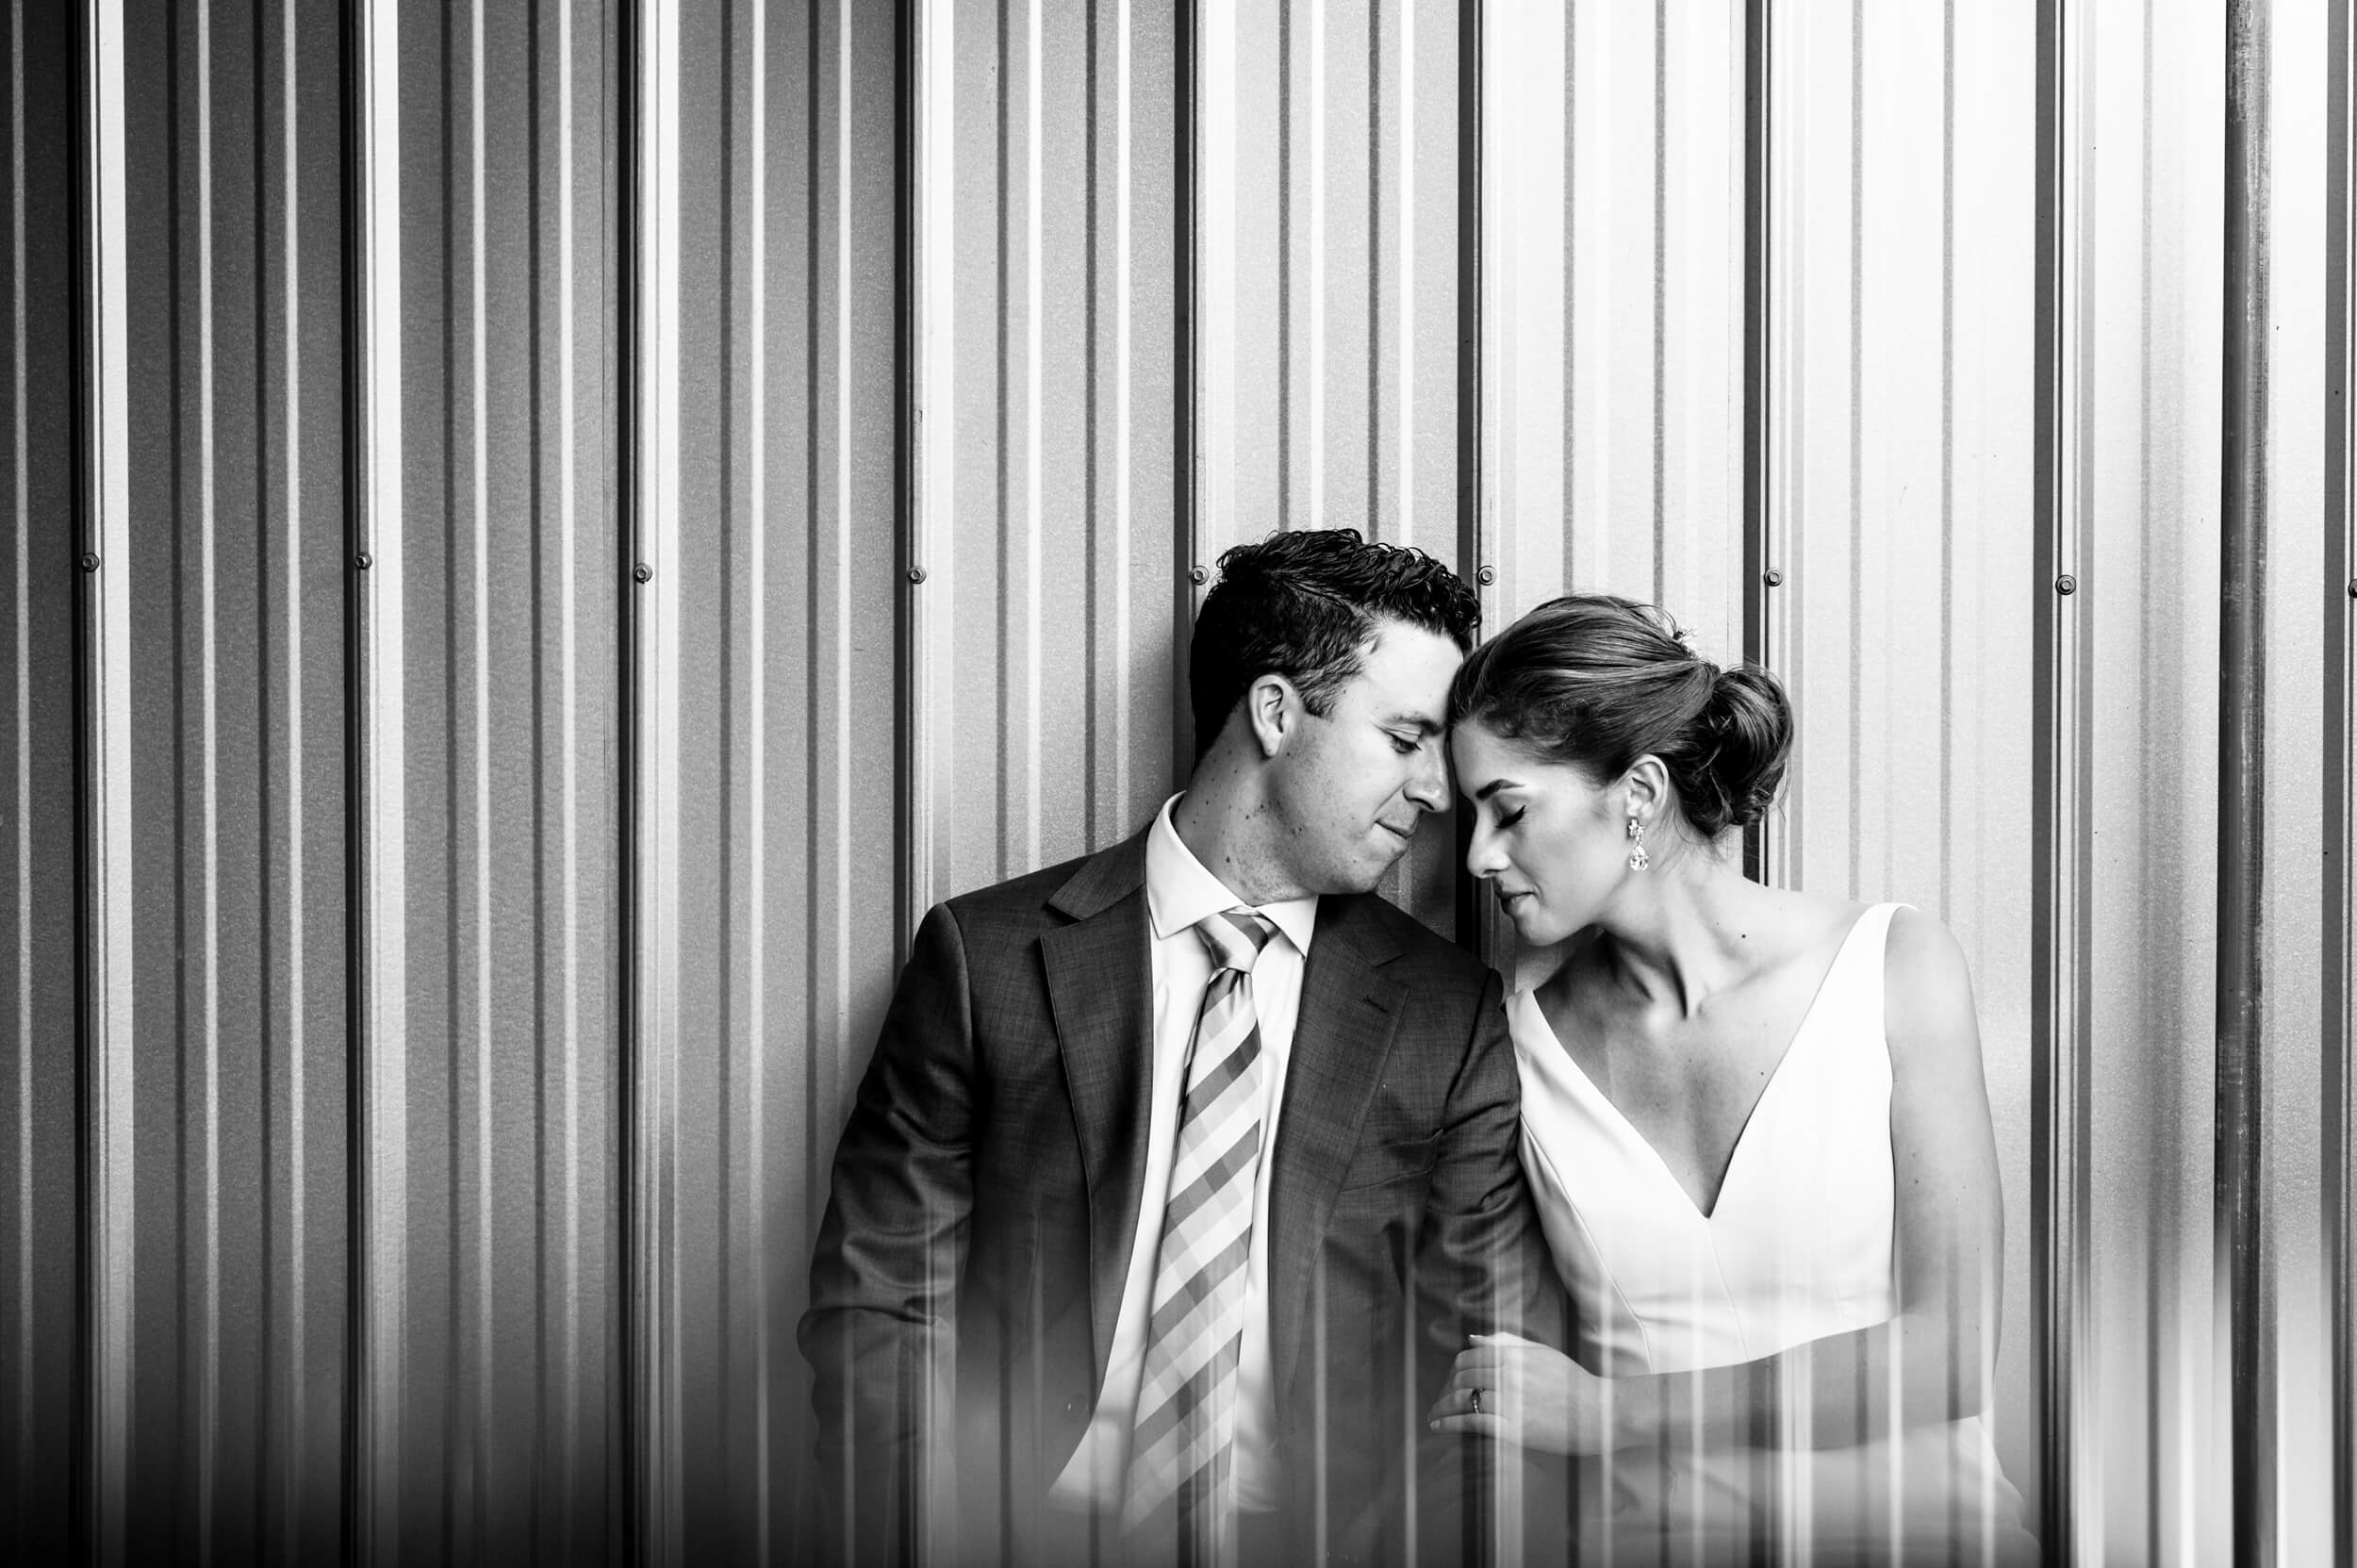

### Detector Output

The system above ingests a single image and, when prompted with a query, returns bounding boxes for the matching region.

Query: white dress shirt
[1049,795,1318,1514]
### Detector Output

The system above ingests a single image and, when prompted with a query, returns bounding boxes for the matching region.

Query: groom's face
[1264,617,1460,894]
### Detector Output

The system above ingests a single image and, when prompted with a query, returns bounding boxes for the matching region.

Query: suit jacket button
[1064,1395,1086,1418]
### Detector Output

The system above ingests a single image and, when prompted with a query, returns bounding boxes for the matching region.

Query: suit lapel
[1269,894,1406,1396]
[1042,832,1154,1393]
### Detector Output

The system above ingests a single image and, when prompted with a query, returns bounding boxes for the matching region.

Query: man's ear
[1244,672,1299,759]
[1622,755,1671,823]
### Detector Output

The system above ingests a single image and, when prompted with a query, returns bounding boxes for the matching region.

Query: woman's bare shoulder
[1876,903,1982,1066]
[1880,902,1971,988]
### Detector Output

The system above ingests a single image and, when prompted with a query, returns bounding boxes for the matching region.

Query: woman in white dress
[1426,595,2037,1566]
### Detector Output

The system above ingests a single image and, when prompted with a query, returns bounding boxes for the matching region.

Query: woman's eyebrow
[1472,778,1521,802]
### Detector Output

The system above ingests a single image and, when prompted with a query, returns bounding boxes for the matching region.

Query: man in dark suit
[801,530,1562,1567]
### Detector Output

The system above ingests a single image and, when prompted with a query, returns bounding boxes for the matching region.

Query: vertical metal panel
[1772,0,1868,907]
[1203,0,1456,553]
[2075,1,2231,1562]
[114,1,368,1559]
[391,0,622,1559]
[908,0,954,925]
[2252,1,2333,1561]
[1852,0,2043,1537]
[350,0,408,1556]
[268,0,356,1553]
[1740,0,1770,888]
[75,0,136,1561]
[1173,0,1199,772]
[2029,8,2089,1548]
[651,0,900,1558]
[2330,3,2357,1551]
[100,0,370,1557]
[628,0,684,1560]
[1746,0,1795,893]
[1485,0,1741,645]
[1499,0,1744,641]
[1482,0,1565,628]
[1496,0,1740,646]
[911,0,1178,907]
[0,3,78,1560]
[1458,0,1487,954]
[2219,5,2276,1561]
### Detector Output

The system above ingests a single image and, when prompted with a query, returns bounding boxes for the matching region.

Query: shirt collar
[1146,794,1319,959]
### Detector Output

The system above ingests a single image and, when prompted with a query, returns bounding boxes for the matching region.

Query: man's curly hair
[1189,529,1480,762]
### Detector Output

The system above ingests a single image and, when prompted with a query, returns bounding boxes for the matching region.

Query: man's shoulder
[1331,892,1499,998]
[935,835,1142,933]
[938,853,1087,925]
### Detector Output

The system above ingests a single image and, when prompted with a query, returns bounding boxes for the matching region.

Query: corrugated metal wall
[10,0,2355,1563]
[3,4,80,1564]
[377,0,624,1559]
[2052,4,2229,1560]
[636,0,897,1558]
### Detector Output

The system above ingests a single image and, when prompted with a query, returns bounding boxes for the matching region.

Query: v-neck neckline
[1521,903,1884,1223]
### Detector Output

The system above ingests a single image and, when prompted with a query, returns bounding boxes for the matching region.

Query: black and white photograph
[2,0,2353,1563]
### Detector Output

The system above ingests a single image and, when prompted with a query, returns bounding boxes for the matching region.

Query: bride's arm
[1430,906,2007,1455]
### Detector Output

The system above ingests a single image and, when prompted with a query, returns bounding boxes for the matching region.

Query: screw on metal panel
[1762,569,1784,587]
[354,552,372,570]
[2055,573,2077,595]
[634,562,652,584]
[79,552,100,572]
[1475,565,1496,586]
[1190,565,1209,586]
[907,566,927,585]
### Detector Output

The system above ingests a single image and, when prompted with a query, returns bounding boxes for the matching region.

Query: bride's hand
[1427,1331,1615,1455]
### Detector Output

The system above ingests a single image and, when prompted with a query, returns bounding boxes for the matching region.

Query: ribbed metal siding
[1483,0,1743,648]
[16,3,2357,1565]
[378,0,623,1560]
[107,2,350,1560]
[2035,1,2251,1560]
[2329,2,2357,1555]
[638,0,898,1560]
[1,4,78,1560]
[2265,0,2336,1556]
[907,0,1178,921]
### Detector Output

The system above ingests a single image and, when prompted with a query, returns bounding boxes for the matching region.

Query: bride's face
[1451,719,1631,946]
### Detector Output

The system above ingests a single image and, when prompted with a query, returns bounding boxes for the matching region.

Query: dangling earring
[1626,817,1650,871]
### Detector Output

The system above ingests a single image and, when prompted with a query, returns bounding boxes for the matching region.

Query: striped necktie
[1122,908,1279,1564]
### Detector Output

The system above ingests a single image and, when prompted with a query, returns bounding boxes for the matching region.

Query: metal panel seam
[1455,0,1483,959]
[1173,0,1198,776]
[2031,0,2095,1559]
[627,0,684,1560]
[345,0,407,1558]
[2219,5,2275,1563]
[2322,5,2353,1559]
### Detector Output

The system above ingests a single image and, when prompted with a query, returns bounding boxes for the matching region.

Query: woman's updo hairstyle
[1447,594,1793,838]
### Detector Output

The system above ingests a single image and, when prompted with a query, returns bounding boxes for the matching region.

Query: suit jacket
[799,827,1565,1567]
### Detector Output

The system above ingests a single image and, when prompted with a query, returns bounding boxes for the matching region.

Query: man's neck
[1170,767,1311,907]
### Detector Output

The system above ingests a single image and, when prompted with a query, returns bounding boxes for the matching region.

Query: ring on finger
[1471,1386,1485,1416]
